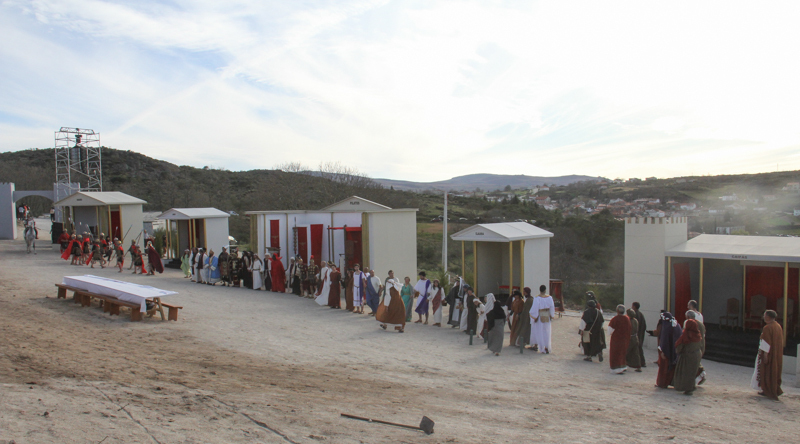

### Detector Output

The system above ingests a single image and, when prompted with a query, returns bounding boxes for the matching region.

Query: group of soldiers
[59,230,161,274]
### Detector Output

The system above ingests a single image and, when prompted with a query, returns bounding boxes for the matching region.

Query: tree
[504,185,512,191]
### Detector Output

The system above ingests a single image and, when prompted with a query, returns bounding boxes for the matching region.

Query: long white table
[62,275,177,313]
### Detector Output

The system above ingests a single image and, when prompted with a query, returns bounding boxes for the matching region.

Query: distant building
[794,209,800,217]
[784,182,800,192]
[720,194,738,201]
[715,225,745,235]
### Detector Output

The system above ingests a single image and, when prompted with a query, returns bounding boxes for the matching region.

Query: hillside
[375,173,601,191]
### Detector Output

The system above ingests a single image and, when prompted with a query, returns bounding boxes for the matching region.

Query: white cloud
[1,0,799,181]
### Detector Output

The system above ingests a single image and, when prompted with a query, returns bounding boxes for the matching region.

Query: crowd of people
[47,234,787,402]
[57,230,164,275]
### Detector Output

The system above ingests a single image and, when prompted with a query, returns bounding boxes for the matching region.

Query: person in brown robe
[626,309,642,372]
[518,287,534,348]
[508,290,524,346]
[608,305,631,374]
[673,318,703,395]
[632,302,647,367]
[376,271,406,333]
[327,263,342,309]
[465,287,478,335]
[344,269,354,311]
[754,310,783,401]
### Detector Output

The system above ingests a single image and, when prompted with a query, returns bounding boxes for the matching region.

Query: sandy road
[0,235,798,443]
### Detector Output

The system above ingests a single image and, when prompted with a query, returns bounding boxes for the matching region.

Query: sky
[1,0,799,182]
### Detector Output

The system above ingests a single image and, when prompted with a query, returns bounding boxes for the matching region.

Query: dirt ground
[1,221,798,443]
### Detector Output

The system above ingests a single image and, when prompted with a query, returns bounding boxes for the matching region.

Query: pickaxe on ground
[340,413,434,435]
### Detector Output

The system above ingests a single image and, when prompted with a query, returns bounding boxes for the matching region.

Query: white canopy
[157,208,231,220]
[665,234,800,263]
[451,222,553,242]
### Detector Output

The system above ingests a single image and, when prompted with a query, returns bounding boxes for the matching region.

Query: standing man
[529,285,555,354]
[687,300,703,323]
[218,247,231,286]
[352,264,367,314]
[446,277,465,328]
[608,304,632,374]
[752,310,783,401]
[327,262,342,309]
[195,248,206,284]
[430,279,444,327]
[413,271,432,325]
[377,270,406,333]
[365,269,382,315]
[632,302,647,367]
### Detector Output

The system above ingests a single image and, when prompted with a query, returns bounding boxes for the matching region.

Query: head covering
[484,293,496,312]
[487,301,506,330]
[658,312,683,369]
[523,287,532,297]
[581,301,603,329]
[676,319,702,346]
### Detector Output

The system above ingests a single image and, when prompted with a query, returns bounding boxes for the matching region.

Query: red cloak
[271,257,286,292]
[146,245,164,273]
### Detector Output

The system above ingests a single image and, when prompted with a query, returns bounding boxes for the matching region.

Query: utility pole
[442,191,448,272]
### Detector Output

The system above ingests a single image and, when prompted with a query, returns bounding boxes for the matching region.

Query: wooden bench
[159,302,183,321]
[55,283,144,321]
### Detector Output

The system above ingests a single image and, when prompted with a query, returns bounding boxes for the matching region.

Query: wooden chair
[745,294,766,331]
[718,297,740,329]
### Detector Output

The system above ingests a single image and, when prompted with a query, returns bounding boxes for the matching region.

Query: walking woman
[656,312,683,388]
[401,276,414,322]
[486,300,506,356]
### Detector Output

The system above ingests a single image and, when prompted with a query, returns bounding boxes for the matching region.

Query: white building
[53,191,146,240]
[246,196,417,280]
[157,208,231,258]
[625,216,798,379]
[450,222,553,297]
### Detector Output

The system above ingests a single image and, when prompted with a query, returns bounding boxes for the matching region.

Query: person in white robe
[459,283,470,332]
[529,285,555,353]
[429,280,444,326]
[413,271,432,324]
[474,297,486,339]
[251,254,264,290]
[315,262,332,305]
[352,264,367,314]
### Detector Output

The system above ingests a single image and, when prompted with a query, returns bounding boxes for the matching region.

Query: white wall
[119,204,144,242]
[524,237,550,294]
[205,217,230,254]
[367,211,417,283]
[0,183,16,240]
[624,217,688,331]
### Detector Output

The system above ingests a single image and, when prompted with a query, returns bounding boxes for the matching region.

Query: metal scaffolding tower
[54,127,102,203]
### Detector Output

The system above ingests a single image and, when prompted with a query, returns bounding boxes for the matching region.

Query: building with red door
[625,216,798,378]
[246,196,417,281]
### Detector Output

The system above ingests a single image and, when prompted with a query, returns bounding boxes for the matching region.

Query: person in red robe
[145,241,164,274]
[61,235,78,261]
[753,310,784,401]
[58,231,71,254]
[270,254,286,292]
[327,263,342,308]
[608,304,632,374]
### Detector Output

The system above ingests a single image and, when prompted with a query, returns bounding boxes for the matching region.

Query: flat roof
[157,208,230,220]
[54,191,147,206]
[451,222,554,242]
[245,208,417,215]
[665,234,800,263]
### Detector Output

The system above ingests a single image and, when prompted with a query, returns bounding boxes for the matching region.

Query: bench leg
[130,309,143,322]
[72,292,81,303]
[109,303,120,316]
[57,287,67,299]
[81,294,91,307]
[168,307,179,321]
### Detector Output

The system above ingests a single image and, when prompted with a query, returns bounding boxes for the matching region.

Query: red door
[310,224,323,264]
[344,228,362,270]
[270,220,280,251]
[110,210,121,240]
[296,227,308,264]
[673,262,691,326]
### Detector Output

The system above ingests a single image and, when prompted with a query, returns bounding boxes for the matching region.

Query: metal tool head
[419,416,435,435]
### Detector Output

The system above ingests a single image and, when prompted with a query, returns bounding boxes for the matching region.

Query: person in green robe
[401,276,414,322]
[180,249,192,278]
[672,318,703,395]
